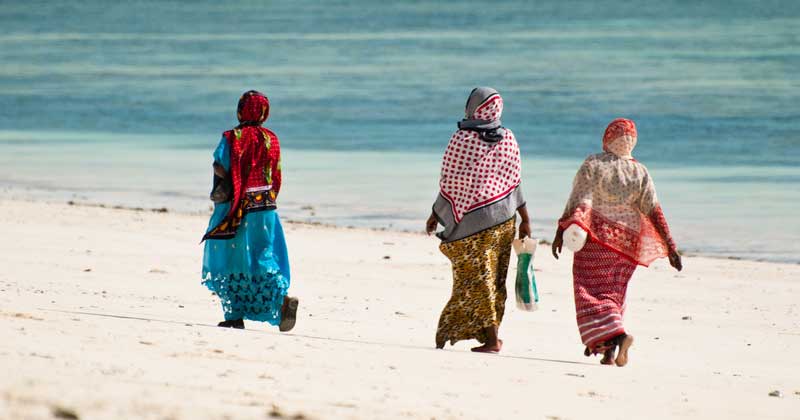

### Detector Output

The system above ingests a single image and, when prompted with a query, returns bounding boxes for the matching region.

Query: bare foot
[615,334,634,367]
[435,337,446,349]
[601,347,616,365]
[471,339,503,353]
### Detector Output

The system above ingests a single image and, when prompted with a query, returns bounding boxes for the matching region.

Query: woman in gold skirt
[426,87,530,353]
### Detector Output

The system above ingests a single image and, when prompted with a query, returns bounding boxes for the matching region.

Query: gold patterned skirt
[436,217,516,346]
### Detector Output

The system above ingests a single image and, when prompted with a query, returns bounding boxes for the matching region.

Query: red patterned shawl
[203,91,282,241]
[559,119,676,266]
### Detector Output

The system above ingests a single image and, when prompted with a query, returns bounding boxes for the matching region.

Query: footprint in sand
[4,312,44,321]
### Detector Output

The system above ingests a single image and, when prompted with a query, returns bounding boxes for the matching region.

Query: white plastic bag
[564,224,588,253]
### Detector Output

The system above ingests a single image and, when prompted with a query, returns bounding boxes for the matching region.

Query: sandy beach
[1,199,799,419]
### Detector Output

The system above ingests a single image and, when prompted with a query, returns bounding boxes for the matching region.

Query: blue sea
[1,1,798,262]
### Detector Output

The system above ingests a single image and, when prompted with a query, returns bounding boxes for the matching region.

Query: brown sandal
[279,297,299,332]
[601,347,616,365]
[217,319,244,329]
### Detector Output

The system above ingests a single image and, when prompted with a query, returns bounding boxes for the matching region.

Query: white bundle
[564,224,588,252]
[512,236,538,256]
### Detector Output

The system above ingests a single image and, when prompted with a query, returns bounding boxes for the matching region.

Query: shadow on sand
[39,307,596,367]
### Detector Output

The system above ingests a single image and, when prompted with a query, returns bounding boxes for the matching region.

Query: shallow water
[0,1,798,262]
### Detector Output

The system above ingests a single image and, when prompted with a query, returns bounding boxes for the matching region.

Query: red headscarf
[203,91,282,241]
[602,118,637,158]
[237,89,270,125]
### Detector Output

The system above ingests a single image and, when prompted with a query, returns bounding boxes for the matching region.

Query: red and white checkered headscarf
[471,93,503,121]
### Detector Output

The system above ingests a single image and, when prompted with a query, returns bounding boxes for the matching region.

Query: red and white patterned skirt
[572,239,637,352]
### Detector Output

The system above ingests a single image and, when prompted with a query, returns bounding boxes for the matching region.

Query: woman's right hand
[425,213,438,236]
[552,228,564,259]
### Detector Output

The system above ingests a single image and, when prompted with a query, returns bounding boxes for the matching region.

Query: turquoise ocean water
[0,1,798,262]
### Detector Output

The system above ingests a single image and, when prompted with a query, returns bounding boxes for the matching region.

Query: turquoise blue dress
[202,137,291,324]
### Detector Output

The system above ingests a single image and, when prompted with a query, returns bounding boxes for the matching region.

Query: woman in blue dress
[201,90,298,331]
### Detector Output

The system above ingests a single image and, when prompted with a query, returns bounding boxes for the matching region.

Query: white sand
[0,200,799,419]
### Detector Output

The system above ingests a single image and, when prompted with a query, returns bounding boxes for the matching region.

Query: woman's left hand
[518,221,531,239]
[668,250,683,271]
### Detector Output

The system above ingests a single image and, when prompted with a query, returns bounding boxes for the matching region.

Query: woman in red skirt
[552,118,682,366]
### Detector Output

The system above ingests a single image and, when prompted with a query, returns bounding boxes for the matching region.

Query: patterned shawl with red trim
[432,88,525,242]
[559,118,676,266]
[203,90,282,241]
